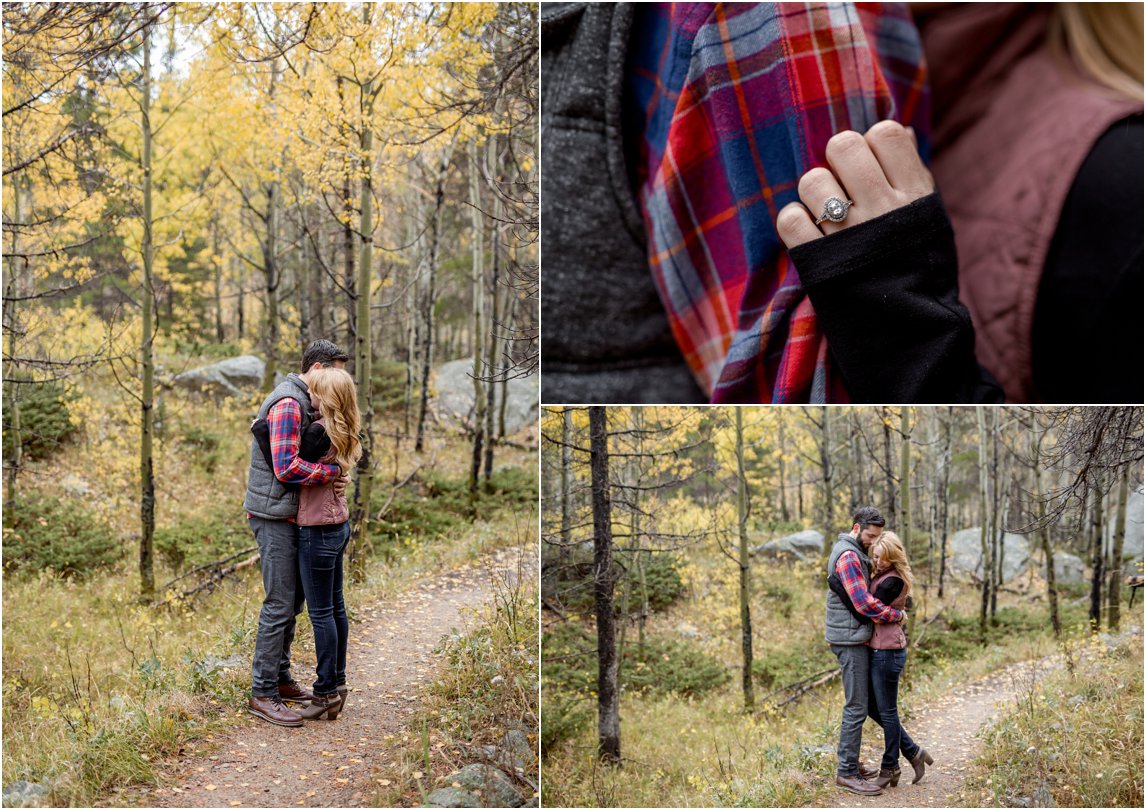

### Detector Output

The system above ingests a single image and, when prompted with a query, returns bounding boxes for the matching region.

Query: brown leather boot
[298,692,342,721]
[909,748,934,784]
[835,774,883,796]
[248,695,303,727]
[859,763,880,780]
[336,684,348,713]
[872,767,901,788]
[277,680,315,704]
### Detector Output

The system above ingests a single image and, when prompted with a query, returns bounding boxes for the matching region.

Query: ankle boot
[872,767,901,788]
[909,748,934,784]
[298,692,342,721]
[336,684,348,714]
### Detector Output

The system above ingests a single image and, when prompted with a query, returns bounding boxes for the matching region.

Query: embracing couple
[826,506,933,796]
[241,339,363,727]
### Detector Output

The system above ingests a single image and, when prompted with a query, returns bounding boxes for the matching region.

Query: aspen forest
[540,406,1144,809]
[2,4,539,807]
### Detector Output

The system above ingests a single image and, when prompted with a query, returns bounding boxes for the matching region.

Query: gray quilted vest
[540,2,705,403]
[242,374,314,520]
[825,533,875,645]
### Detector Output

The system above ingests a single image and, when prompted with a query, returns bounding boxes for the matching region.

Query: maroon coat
[297,417,349,527]
[868,570,908,650]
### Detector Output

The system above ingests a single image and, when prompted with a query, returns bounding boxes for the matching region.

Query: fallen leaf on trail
[335,778,349,785]
[229,802,242,807]
[321,751,334,757]
[306,790,316,797]
[413,771,424,779]
[378,779,392,786]
[205,785,217,791]
[337,766,350,772]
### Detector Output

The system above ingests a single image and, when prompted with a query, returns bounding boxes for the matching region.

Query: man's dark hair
[852,506,886,530]
[300,339,349,372]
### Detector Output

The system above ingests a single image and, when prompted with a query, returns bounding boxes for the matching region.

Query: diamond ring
[814,196,853,225]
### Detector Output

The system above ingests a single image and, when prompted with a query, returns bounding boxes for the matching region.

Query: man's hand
[332,472,350,497]
[776,120,935,250]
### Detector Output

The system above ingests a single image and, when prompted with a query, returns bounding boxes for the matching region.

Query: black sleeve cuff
[787,192,1003,403]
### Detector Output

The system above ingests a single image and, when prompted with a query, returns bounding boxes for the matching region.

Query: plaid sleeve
[836,550,904,623]
[626,2,931,403]
[266,399,341,485]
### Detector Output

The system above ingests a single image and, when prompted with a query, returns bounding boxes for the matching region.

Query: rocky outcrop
[750,530,824,562]
[171,355,265,399]
[432,360,538,435]
[948,528,1030,582]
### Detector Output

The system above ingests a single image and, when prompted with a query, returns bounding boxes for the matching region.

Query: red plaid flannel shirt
[266,398,341,486]
[626,2,931,402]
[836,550,904,623]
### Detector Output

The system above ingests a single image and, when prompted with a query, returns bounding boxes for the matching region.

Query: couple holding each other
[826,506,933,796]
[242,339,363,727]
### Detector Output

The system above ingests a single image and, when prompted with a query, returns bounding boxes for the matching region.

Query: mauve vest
[919,4,1143,402]
[540,3,705,403]
[868,570,908,650]
[296,417,349,527]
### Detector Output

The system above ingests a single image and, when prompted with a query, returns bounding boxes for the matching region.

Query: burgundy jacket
[868,570,908,650]
[297,417,349,527]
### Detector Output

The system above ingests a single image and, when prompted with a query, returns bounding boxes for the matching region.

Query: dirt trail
[826,655,1061,808]
[141,546,535,808]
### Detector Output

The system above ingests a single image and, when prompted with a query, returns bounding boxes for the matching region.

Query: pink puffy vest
[869,569,908,650]
[297,417,349,527]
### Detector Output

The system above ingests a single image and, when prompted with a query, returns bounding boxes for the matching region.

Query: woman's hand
[776,120,935,249]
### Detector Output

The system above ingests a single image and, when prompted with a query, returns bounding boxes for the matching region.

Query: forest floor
[824,654,1062,808]
[132,545,535,809]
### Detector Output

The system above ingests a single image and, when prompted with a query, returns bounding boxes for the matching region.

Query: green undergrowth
[958,630,1144,808]
[543,621,729,699]
[541,550,686,620]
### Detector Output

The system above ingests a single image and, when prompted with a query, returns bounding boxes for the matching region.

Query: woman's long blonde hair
[1051,3,1144,102]
[871,531,914,597]
[308,367,362,471]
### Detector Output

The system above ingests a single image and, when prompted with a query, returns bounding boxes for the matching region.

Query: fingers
[776,202,823,249]
[797,167,850,236]
[825,129,896,211]
[863,120,933,195]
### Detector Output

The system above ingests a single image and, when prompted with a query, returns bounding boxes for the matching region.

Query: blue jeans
[249,517,306,697]
[298,522,350,695]
[830,643,870,777]
[868,648,920,770]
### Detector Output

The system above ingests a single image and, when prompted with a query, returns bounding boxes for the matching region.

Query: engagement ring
[815,196,853,225]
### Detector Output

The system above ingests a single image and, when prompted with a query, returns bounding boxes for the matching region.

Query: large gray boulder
[949,528,1030,582]
[433,359,538,435]
[426,764,524,808]
[1105,485,1144,572]
[2,781,47,808]
[1053,552,1086,585]
[751,529,825,562]
[172,355,265,398]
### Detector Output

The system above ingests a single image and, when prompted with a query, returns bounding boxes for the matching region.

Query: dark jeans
[868,648,920,770]
[249,517,306,697]
[830,643,870,777]
[298,521,350,695]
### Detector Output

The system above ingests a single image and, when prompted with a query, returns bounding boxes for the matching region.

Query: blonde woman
[865,531,931,788]
[295,367,362,721]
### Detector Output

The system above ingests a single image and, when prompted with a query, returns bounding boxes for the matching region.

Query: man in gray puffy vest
[243,339,350,727]
[825,506,904,795]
